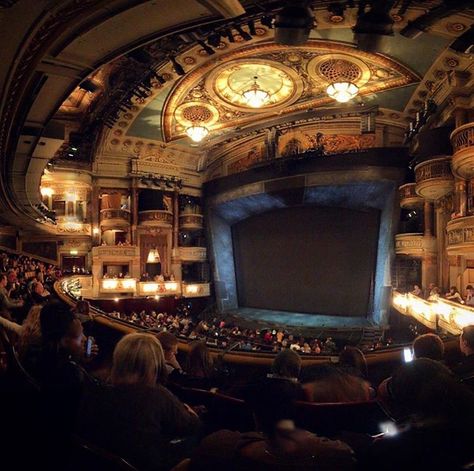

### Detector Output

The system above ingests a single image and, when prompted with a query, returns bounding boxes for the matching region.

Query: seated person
[180,341,220,390]
[0,273,24,320]
[411,284,422,296]
[267,348,306,400]
[465,285,474,306]
[445,286,464,304]
[413,333,444,362]
[338,346,368,379]
[453,325,474,380]
[427,286,441,301]
[188,378,355,470]
[156,331,183,376]
[30,281,51,305]
[77,333,200,470]
[302,364,371,403]
[361,359,474,471]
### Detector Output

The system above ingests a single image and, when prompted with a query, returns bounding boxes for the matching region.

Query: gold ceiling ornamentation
[207,60,302,112]
[159,41,420,142]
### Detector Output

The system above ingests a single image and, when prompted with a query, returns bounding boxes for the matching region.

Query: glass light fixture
[147,248,161,263]
[185,124,209,142]
[242,76,270,108]
[326,82,359,103]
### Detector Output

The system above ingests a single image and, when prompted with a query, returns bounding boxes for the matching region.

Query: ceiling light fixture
[234,24,252,41]
[326,81,359,103]
[185,124,209,142]
[170,56,185,76]
[242,76,270,108]
[197,39,215,55]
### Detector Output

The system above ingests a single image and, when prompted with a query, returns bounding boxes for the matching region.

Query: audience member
[453,325,474,379]
[338,346,368,379]
[189,378,356,470]
[181,341,219,389]
[445,286,464,304]
[465,285,474,306]
[302,364,371,403]
[361,359,474,471]
[427,286,440,301]
[412,333,444,361]
[411,284,422,296]
[78,333,200,470]
[157,330,183,376]
[0,273,24,319]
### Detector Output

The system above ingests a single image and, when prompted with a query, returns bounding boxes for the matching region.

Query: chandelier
[242,76,270,108]
[186,124,209,142]
[326,81,359,103]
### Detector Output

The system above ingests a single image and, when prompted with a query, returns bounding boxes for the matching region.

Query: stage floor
[222,307,375,330]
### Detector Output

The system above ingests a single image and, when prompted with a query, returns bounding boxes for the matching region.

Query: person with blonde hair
[78,333,200,470]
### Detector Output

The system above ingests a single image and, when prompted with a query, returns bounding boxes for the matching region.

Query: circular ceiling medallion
[174,102,219,127]
[208,60,302,112]
[308,54,371,88]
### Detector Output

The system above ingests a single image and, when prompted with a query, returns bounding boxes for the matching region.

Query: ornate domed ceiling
[162,40,419,142]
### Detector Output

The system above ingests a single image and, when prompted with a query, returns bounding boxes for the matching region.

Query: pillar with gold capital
[130,178,139,246]
[171,189,182,282]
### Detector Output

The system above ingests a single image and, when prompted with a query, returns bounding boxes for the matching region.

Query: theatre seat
[294,399,392,436]
[173,386,255,432]
[71,435,139,471]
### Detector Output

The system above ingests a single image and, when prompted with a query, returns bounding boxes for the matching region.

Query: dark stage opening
[232,206,380,317]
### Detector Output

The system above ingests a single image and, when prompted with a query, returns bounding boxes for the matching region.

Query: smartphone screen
[403,347,414,363]
[86,337,93,357]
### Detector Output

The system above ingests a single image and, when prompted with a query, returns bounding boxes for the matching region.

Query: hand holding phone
[403,347,414,363]
[86,336,94,357]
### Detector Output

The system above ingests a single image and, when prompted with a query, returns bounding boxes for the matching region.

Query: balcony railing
[414,156,453,200]
[393,291,474,335]
[138,210,173,226]
[451,122,474,154]
[179,246,207,262]
[182,282,211,298]
[99,209,130,227]
[179,213,203,230]
[451,122,474,179]
[395,233,436,256]
[398,183,423,209]
[446,215,474,253]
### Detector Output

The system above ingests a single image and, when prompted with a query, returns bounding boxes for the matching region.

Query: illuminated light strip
[392,292,474,334]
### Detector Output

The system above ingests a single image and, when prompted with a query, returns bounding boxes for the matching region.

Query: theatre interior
[1,0,474,470]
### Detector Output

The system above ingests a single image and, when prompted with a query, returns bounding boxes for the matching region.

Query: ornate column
[130,178,139,246]
[91,184,100,247]
[171,189,182,282]
[424,201,433,236]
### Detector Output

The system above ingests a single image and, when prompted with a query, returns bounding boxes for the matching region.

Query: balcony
[446,215,474,254]
[395,233,436,256]
[138,210,173,227]
[100,278,136,294]
[100,209,130,229]
[182,282,211,298]
[91,245,139,258]
[179,246,207,262]
[399,183,423,209]
[393,291,474,335]
[179,213,203,230]
[137,281,181,296]
[414,157,453,200]
[451,122,474,179]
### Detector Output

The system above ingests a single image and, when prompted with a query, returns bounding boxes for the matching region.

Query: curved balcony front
[395,233,436,257]
[100,209,130,229]
[451,122,474,179]
[138,210,173,227]
[179,213,204,230]
[179,246,207,262]
[446,215,474,254]
[414,157,453,200]
[399,183,423,209]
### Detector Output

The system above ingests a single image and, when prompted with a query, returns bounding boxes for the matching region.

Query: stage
[221,307,376,330]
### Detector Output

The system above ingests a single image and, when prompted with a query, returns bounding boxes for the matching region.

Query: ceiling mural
[161,40,420,142]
